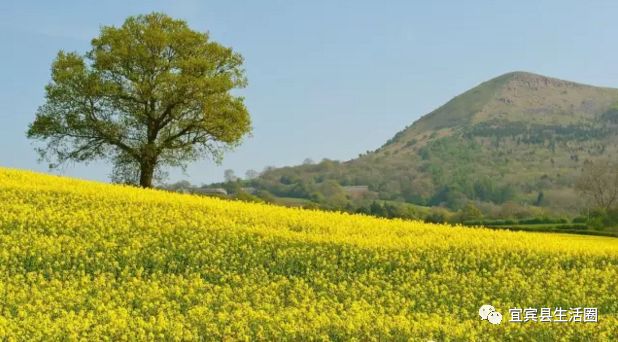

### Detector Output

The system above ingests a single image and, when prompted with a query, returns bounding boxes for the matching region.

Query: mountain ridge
[251,71,618,217]
[378,71,618,152]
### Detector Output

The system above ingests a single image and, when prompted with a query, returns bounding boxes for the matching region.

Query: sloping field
[0,168,616,340]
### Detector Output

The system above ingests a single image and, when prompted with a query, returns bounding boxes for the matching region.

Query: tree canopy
[27,13,251,187]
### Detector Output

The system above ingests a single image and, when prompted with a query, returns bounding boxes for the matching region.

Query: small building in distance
[196,188,228,196]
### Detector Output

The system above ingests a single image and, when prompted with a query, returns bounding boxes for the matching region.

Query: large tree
[576,159,618,211]
[27,13,251,187]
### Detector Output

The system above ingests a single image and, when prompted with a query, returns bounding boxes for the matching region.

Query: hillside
[0,167,617,340]
[253,72,618,217]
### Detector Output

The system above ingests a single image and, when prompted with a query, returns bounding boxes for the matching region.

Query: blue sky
[2,1,618,184]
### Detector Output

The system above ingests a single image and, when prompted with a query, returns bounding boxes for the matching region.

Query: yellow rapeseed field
[0,167,616,341]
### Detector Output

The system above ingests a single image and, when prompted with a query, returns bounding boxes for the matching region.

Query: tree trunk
[139,160,156,188]
[139,141,158,188]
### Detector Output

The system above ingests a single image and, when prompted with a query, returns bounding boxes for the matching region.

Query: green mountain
[253,72,618,216]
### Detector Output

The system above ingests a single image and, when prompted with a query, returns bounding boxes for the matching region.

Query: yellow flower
[0,167,616,340]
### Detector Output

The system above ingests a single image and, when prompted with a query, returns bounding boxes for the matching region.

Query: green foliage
[223,180,242,195]
[460,202,483,221]
[587,208,618,230]
[355,201,425,220]
[601,104,618,124]
[255,190,276,203]
[535,191,545,206]
[233,191,264,203]
[27,13,251,187]
[424,207,453,224]
[466,120,611,143]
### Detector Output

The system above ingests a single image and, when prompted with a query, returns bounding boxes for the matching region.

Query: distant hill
[252,72,618,216]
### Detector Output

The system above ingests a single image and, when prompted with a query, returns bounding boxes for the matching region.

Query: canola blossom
[0,167,617,340]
